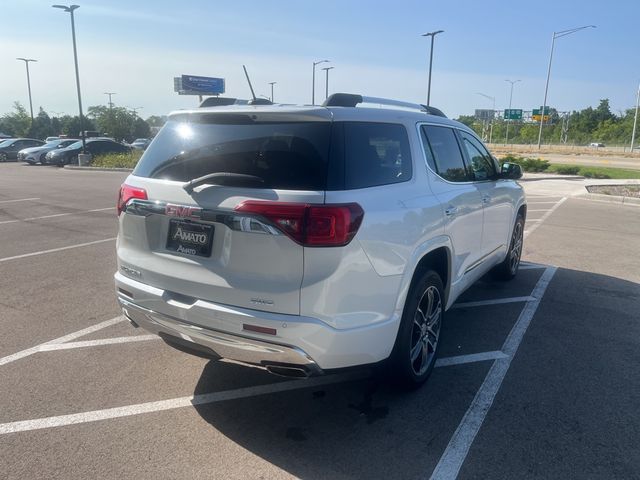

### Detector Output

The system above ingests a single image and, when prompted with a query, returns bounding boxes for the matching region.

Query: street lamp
[312,60,329,105]
[421,30,444,107]
[16,58,37,121]
[322,66,334,101]
[268,82,277,102]
[537,25,596,149]
[52,4,86,153]
[476,92,496,144]
[104,92,116,110]
[504,79,521,145]
[631,82,639,153]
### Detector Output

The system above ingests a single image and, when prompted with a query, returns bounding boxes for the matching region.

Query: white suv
[114,94,526,388]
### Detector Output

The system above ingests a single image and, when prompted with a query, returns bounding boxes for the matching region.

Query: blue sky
[1,0,638,118]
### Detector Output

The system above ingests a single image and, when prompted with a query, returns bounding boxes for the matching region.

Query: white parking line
[429,265,557,480]
[39,335,158,352]
[435,351,508,368]
[0,316,124,366]
[524,197,567,239]
[0,345,535,435]
[452,296,533,309]
[0,371,368,435]
[0,207,113,225]
[0,197,40,204]
[0,237,116,263]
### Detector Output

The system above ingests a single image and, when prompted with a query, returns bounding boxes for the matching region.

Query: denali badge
[165,204,202,218]
[173,227,208,245]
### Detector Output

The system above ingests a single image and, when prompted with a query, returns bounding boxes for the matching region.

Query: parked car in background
[18,138,79,165]
[589,142,605,148]
[45,136,60,142]
[0,138,45,161]
[130,138,151,150]
[45,138,131,166]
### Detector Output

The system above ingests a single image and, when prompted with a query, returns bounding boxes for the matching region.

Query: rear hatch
[117,108,333,315]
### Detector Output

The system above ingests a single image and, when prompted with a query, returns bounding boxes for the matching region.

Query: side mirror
[501,162,523,179]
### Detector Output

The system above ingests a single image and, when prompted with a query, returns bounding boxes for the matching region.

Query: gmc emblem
[165,204,202,218]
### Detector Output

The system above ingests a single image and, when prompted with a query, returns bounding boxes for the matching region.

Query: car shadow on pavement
[191,267,640,479]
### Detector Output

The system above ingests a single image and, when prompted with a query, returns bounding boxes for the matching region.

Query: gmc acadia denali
[115,93,525,388]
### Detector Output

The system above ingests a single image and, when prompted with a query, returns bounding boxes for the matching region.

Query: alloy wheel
[410,285,442,376]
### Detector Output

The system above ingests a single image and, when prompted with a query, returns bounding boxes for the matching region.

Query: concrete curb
[64,165,133,172]
[578,192,640,206]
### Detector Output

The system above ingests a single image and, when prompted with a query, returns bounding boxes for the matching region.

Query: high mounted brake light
[117,184,147,216]
[235,201,364,247]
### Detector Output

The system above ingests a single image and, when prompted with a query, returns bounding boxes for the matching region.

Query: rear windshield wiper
[183,172,265,193]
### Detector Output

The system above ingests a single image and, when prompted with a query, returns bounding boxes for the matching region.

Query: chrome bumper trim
[117,297,323,375]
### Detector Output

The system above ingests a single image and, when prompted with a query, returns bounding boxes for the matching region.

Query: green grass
[547,164,640,179]
[91,150,142,169]
[500,154,640,179]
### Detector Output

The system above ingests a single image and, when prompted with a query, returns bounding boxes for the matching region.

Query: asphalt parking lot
[1,163,639,479]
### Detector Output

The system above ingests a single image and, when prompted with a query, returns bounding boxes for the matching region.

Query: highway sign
[532,106,551,115]
[504,109,523,120]
[532,114,551,122]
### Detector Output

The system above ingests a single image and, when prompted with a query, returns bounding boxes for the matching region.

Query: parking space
[1,162,639,479]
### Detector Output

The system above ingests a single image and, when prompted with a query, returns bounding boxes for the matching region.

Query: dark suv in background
[45,138,131,165]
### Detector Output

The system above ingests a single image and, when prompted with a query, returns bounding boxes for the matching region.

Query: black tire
[492,215,524,281]
[0,152,6,162]
[387,269,444,389]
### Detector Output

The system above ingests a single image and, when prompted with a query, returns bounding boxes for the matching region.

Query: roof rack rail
[322,93,447,118]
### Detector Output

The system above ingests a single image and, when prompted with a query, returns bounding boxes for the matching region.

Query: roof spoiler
[322,93,447,118]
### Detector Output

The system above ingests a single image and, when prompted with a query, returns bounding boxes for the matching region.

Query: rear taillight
[117,184,147,216]
[235,201,364,247]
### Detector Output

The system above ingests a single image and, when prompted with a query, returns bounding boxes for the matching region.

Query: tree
[87,105,151,142]
[28,108,55,140]
[145,115,167,127]
[0,102,31,137]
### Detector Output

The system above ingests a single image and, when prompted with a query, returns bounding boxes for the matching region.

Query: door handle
[445,206,458,217]
[482,195,490,204]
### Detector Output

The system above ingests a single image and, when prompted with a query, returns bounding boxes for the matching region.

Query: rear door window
[134,115,331,190]
[421,125,471,182]
[342,122,412,189]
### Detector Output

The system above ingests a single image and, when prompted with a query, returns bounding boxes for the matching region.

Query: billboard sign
[174,75,225,95]
[475,109,495,121]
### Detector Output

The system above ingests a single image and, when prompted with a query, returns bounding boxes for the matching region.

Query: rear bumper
[114,271,399,371]
[118,297,322,376]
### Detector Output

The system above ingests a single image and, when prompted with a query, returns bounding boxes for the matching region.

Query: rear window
[133,115,331,190]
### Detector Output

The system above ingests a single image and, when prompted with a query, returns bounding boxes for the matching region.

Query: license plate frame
[166,219,214,258]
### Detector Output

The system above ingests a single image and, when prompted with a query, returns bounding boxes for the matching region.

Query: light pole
[477,92,496,144]
[322,66,334,100]
[104,92,116,110]
[421,30,444,107]
[631,82,639,153]
[52,4,87,153]
[312,60,329,105]
[268,82,277,102]
[504,79,521,144]
[537,25,596,149]
[16,58,37,121]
